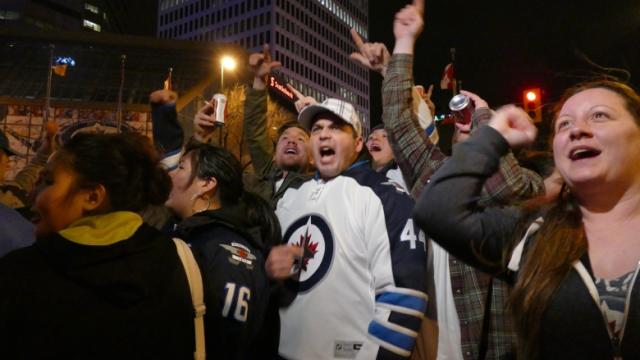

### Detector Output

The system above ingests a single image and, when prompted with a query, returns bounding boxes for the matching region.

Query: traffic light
[523,88,542,123]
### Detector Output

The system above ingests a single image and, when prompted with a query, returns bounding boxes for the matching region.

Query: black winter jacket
[174,203,270,360]
[0,223,194,359]
[414,126,640,359]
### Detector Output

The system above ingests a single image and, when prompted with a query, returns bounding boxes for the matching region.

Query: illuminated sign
[269,75,295,100]
[267,72,298,114]
[55,56,76,66]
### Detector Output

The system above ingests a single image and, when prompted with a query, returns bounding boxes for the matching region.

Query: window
[83,19,101,32]
[84,3,99,14]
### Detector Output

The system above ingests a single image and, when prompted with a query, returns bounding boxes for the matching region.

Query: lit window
[84,3,99,14]
[83,19,101,32]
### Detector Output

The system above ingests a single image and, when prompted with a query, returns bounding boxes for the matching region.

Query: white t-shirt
[432,241,464,360]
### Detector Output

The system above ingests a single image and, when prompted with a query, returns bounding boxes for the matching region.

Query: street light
[220,56,237,91]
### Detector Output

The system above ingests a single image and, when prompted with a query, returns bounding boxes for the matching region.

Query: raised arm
[243,44,282,178]
[150,89,183,170]
[460,91,546,205]
[414,106,538,277]
[10,122,57,195]
[380,2,447,198]
[349,28,390,78]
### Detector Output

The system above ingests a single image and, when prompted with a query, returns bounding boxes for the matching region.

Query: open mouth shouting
[568,146,601,161]
[369,143,382,152]
[283,145,299,156]
[319,146,336,162]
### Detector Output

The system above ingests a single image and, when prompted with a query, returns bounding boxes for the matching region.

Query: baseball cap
[298,98,362,137]
[0,130,16,156]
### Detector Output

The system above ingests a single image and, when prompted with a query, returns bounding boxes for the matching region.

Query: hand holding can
[449,94,474,125]
[212,93,227,125]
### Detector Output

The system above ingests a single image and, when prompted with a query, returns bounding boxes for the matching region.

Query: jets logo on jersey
[283,214,334,293]
[220,242,256,269]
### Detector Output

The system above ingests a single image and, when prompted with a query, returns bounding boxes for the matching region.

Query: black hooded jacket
[173,202,269,360]
[0,223,194,359]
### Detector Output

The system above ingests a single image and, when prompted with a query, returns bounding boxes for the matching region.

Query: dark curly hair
[56,132,171,212]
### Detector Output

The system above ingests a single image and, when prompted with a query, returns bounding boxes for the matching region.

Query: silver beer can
[448,94,474,125]
[213,93,227,124]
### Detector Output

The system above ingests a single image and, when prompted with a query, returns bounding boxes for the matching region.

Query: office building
[0,0,157,35]
[157,0,370,127]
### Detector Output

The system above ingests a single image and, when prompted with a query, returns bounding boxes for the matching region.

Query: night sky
[134,0,640,128]
[368,0,640,125]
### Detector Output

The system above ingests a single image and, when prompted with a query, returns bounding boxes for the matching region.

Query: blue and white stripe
[375,288,428,318]
[368,318,419,357]
[160,148,182,172]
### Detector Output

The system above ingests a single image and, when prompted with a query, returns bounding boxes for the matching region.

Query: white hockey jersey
[276,162,428,360]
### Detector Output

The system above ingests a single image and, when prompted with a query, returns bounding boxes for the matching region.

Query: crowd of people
[1,0,640,359]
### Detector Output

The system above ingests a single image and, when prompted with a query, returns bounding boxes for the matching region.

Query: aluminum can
[448,94,474,125]
[213,93,227,124]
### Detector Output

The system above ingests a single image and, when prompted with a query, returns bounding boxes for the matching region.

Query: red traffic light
[522,88,542,122]
[525,91,537,102]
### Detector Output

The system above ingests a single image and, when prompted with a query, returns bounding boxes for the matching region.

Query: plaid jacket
[382,54,544,360]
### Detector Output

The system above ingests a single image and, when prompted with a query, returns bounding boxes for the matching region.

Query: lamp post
[220,56,237,91]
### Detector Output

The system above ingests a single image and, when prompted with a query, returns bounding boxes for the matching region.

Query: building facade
[0,0,157,35]
[157,0,370,128]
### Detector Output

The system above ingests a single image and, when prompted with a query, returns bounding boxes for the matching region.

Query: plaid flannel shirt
[382,54,544,360]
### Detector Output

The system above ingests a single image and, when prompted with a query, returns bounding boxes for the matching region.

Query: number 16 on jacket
[222,282,251,322]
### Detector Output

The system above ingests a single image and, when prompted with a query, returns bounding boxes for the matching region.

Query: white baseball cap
[298,98,362,137]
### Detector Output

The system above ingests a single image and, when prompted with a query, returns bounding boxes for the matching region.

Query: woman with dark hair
[165,140,274,359]
[415,80,640,359]
[0,133,195,359]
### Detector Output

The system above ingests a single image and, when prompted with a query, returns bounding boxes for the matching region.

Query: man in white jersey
[267,98,428,359]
